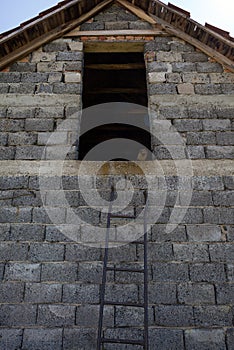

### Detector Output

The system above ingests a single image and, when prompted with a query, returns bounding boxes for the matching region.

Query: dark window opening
[79,50,151,160]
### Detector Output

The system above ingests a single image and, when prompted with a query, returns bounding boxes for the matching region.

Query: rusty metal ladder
[97,186,149,349]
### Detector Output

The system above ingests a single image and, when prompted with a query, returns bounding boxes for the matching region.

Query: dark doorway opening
[79,49,151,160]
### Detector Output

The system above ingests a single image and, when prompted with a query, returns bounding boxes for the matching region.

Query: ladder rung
[106,267,144,273]
[110,214,135,219]
[101,337,144,345]
[104,301,144,307]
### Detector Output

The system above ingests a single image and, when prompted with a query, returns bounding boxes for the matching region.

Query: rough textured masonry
[0,3,234,350]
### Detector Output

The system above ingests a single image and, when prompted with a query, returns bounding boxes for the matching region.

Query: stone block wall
[0,3,234,349]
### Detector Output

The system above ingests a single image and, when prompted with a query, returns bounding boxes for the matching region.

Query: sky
[0,0,233,36]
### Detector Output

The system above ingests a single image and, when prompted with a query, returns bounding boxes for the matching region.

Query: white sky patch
[0,0,233,36]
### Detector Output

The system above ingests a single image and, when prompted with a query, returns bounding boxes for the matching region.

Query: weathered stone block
[189,263,226,282]
[157,52,182,62]
[153,262,189,282]
[63,328,97,350]
[0,175,28,189]
[166,72,182,83]
[115,306,144,327]
[21,72,48,83]
[187,145,205,159]
[192,176,224,190]
[56,52,83,61]
[0,304,37,326]
[182,52,208,62]
[185,329,226,350]
[0,72,21,83]
[37,61,64,72]
[10,223,44,241]
[187,131,216,145]
[0,282,24,302]
[182,72,210,83]
[37,305,75,326]
[216,283,234,304]
[53,83,81,94]
[148,72,166,83]
[149,83,177,94]
[194,306,232,326]
[0,242,28,261]
[178,283,215,304]
[172,62,196,72]
[148,282,177,304]
[213,191,234,206]
[195,83,222,94]
[155,305,194,326]
[0,207,32,223]
[31,51,56,62]
[68,41,83,51]
[147,62,171,72]
[24,283,62,302]
[25,118,54,132]
[0,146,15,159]
[9,62,36,72]
[62,283,99,303]
[0,329,23,350]
[149,329,184,350]
[76,304,114,327]
[15,146,44,160]
[197,62,223,73]
[9,83,36,93]
[177,83,195,94]
[43,41,68,52]
[129,20,152,29]
[206,146,234,159]
[187,225,222,241]
[81,21,105,30]
[4,262,41,282]
[64,72,81,83]
[41,262,78,282]
[8,132,37,145]
[173,119,202,131]
[173,243,209,262]
[65,244,102,261]
[0,119,24,132]
[22,328,63,350]
[28,242,64,262]
[216,132,234,145]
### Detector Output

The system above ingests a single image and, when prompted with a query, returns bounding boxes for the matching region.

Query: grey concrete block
[0,146,15,159]
[0,263,4,280]
[206,146,234,159]
[22,328,63,350]
[81,21,105,30]
[105,284,139,304]
[129,20,152,29]
[53,83,81,94]
[209,243,234,262]
[197,62,223,73]
[9,83,36,93]
[0,282,24,302]
[227,328,234,350]
[32,207,66,224]
[0,223,10,239]
[216,132,234,145]
[187,145,205,159]
[78,261,103,283]
[216,283,234,304]
[222,83,234,94]
[43,41,68,52]
[0,133,7,146]
[10,223,44,241]
[66,207,99,226]
[41,262,78,282]
[173,119,202,131]
[35,106,64,119]
[29,243,64,262]
[25,118,54,132]
[56,52,83,61]
[107,244,137,262]
[8,132,37,145]
[173,243,209,262]
[0,190,13,207]
[9,62,36,72]
[0,175,28,189]
[45,225,75,242]
[186,225,222,241]
[0,207,32,223]
[204,208,234,224]
[115,306,144,327]
[35,83,53,94]
[63,61,82,71]
[0,83,9,93]
[62,283,99,303]
[149,328,184,350]
[12,190,42,206]
[203,119,231,131]
[0,304,37,326]
[15,146,44,160]
[21,73,48,83]
[149,83,177,95]
[63,328,97,350]
[65,244,102,261]
[187,131,216,145]
[195,83,222,94]
[37,305,75,326]
[147,62,170,72]
[153,262,189,282]
[0,329,23,350]
[151,224,187,242]
[148,282,177,304]
[172,62,196,72]
[180,208,203,224]
[105,21,128,30]
[182,52,208,62]
[147,242,173,261]
[0,119,24,132]
[170,41,194,52]
[190,263,226,282]
[7,106,35,119]
[194,305,232,326]
[185,191,213,206]
[223,176,234,190]
[213,191,234,206]
[117,9,138,21]
[0,72,21,83]
[193,176,224,190]
[0,242,28,261]
[178,283,215,304]
[227,264,234,281]
[76,304,114,327]
[185,329,226,350]
[25,282,62,302]
[155,305,194,326]
[5,262,41,282]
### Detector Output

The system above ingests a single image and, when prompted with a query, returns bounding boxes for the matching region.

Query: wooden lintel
[84,41,144,52]
[116,0,157,25]
[64,29,166,37]
[86,63,145,69]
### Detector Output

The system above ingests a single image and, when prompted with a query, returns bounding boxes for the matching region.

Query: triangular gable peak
[0,0,233,71]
